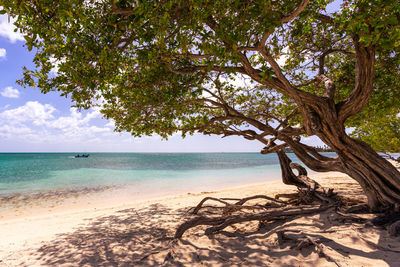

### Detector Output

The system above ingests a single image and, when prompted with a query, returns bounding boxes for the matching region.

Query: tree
[1,0,400,211]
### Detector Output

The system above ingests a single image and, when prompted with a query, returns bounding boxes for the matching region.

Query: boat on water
[74,154,90,158]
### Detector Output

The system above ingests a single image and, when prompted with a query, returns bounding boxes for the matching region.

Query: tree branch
[317,74,336,99]
[286,138,343,172]
[166,62,246,75]
[280,0,310,23]
[259,0,310,47]
[174,53,214,60]
[337,35,375,122]
[317,49,354,99]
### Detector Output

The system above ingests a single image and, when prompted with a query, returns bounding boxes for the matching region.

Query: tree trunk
[333,136,400,211]
[289,117,400,212]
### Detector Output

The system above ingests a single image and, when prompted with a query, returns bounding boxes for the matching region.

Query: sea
[0,153,298,196]
[0,152,315,218]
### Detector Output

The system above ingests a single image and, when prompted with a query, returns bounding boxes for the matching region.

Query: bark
[174,204,330,238]
[285,105,400,212]
[335,137,400,211]
[276,150,320,190]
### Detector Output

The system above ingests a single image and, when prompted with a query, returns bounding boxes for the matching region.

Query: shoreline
[0,167,285,222]
[0,177,285,222]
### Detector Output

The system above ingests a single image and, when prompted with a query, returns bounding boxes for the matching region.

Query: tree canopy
[0,0,398,147]
[1,0,400,209]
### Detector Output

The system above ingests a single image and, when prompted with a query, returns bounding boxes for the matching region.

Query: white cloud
[0,124,33,139]
[0,15,24,43]
[0,101,269,152]
[105,120,115,128]
[0,101,55,124]
[0,101,118,146]
[46,107,103,130]
[1,86,20,98]
[0,48,6,59]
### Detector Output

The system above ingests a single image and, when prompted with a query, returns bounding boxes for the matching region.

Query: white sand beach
[1,169,400,266]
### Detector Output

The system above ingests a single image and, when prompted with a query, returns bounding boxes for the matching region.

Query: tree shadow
[17,177,400,266]
[26,204,180,266]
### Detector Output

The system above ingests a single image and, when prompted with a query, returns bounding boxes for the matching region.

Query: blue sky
[0,4,340,152]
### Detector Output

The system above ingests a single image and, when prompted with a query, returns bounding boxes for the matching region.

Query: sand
[1,170,400,266]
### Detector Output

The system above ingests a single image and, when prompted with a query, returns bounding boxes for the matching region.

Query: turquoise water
[0,153,305,197]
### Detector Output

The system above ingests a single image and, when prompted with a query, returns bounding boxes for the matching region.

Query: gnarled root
[175,203,332,238]
[275,149,338,205]
[276,150,321,190]
[175,150,339,239]
[190,195,287,215]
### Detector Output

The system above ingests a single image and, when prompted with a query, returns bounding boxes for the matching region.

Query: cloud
[0,48,6,59]
[0,101,120,146]
[1,104,10,110]
[1,86,20,98]
[0,124,33,139]
[46,107,102,130]
[0,101,55,124]
[0,15,24,43]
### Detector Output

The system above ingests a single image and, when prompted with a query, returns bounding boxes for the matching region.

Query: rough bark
[174,204,331,238]
[285,105,400,212]
[276,149,320,190]
[336,138,400,211]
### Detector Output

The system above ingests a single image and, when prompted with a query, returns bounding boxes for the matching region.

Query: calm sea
[0,153,302,197]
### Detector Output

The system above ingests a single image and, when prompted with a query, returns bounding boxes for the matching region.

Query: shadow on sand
[18,179,400,266]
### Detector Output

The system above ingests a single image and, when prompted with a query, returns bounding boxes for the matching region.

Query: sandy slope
[1,170,400,266]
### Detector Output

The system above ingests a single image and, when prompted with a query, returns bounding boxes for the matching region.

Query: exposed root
[277,230,343,267]
[341,203,369,214]
[276,150,321,190]
[190,195,287,215]
[275,193,299,200]
[234,194,287,205]
[334,211,368,223]
[190,197,231,214]
[175,203,332,238]
[175,150,339,239]
[174,150,341,241]
[275,187,337,205]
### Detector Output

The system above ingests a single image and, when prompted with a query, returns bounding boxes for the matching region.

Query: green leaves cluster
[1,0,399,150]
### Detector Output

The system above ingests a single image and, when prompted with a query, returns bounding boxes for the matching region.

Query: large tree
[1,0,400,211]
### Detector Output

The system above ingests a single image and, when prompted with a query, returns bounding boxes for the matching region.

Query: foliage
[0,0,399,150]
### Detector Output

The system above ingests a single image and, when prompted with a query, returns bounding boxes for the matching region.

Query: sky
[0,3,342,153]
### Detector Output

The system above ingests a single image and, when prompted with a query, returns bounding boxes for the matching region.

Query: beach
[1,168,400,267]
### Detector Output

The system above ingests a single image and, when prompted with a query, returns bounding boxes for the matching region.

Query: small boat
[74,154,90,158]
